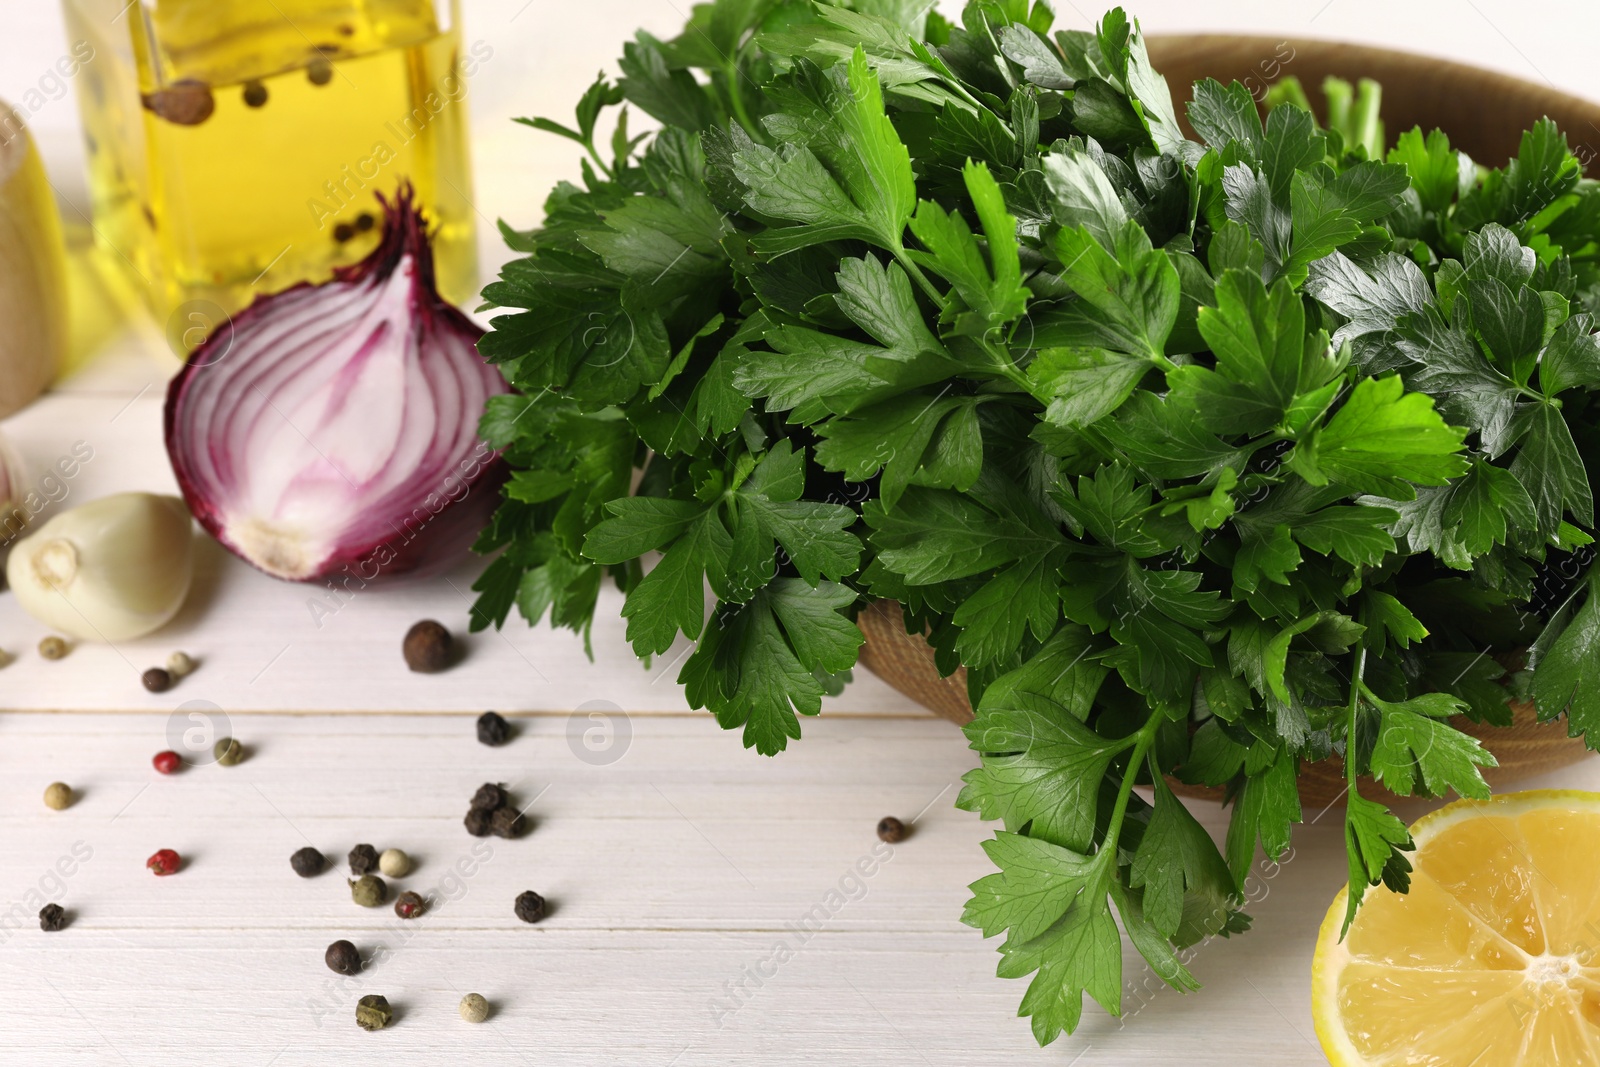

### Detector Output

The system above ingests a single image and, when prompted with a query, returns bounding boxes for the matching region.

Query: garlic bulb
[6,493,194,641]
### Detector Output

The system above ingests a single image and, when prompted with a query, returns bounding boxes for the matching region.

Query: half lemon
[1314,790,1600,1065]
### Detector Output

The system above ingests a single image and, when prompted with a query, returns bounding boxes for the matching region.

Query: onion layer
[164,186,509,583]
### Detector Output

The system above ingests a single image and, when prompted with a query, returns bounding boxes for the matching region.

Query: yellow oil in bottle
[63,0,477,329]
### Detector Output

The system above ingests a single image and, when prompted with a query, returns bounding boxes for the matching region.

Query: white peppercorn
[167,650,196,677]
[459,993,489,1023]
[377,848,410,878]
[43,782,73,810]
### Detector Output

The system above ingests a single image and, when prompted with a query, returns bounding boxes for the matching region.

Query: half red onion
[165,185,509,583]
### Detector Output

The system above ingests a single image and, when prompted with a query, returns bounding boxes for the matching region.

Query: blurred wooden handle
[0,103,67,420]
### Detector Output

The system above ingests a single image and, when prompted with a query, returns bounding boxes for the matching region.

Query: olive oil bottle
[63,0,477,327]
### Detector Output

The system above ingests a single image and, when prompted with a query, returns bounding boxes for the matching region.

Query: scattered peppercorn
[393,891,425,919]
[463,807,492,838]
[348,843,379,876]
[141,79,214,125]
[490,806,525,839]
[877,816,907,843]
[325,939,362,975]
[470,782,509,811]
[476,710,511,746]
[333,222,355,243]
[355,212,376,232]
[242,80,268,108]
[307,58,334,86]
[0,648,12,668]
[350,874,387,907]
[354,994,392,1031]
[147,848,181,876]
[43,782,73,811]
[377,848,410,878]
[513,890,546,924]
[38,636,68,660]
[142,667,172,693]
[290,846,326,878]
[152,750,183,775]
[167,651,195,677]
[214,736,243,766]
[458,993,489,1023]
[38,903,66,932]
[404,620,453,673]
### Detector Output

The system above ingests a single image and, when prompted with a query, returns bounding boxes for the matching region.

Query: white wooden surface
[1,2,1599,1065]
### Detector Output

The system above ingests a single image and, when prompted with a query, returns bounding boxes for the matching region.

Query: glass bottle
[62,0,477,328]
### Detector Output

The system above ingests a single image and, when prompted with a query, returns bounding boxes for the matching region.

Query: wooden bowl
[853,38,1600,807]
[857,602,1590,810]
[1146,35,1600,176]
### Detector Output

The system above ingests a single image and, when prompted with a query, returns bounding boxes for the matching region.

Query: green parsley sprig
[472,0,1600,1044]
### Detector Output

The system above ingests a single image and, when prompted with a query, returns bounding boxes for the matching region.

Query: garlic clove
[5,492,195,642]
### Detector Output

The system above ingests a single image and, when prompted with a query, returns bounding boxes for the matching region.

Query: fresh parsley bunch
[471,0,1600,1044]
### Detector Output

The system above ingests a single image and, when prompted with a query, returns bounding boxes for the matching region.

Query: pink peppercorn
[152,750,183,775]
[147,848,181,876]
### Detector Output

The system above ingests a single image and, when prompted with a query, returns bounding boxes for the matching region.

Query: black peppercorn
[333,222,355,243]
[38,903,66,932]
[404,620,452,673]
[140,79,214,126]
[877,816,907,843]
[476,710,511,746]
[464,807,493,837]
[325,939,361,975]
[242,80,268,107]
[490,806,525,839]
[513,890,546,924]
[290,846,326,878]
[348,843,379,876]
[393,891,425,919]
[307,57,334,86]
[141,667,172,693]
[355,212,375,232]
[471,782,509,812]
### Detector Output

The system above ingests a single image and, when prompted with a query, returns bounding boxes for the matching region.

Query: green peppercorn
[213,737,243,766]
[43,782,73,811]
[38,636,68,660]
[307,58,334,86]
[241,81,268,108]
[349,874,387,908]
[355,994,392,1031]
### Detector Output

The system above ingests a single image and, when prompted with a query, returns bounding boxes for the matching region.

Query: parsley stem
[582,140,615,181]
[891,246,945,306]
[1344,643,1368,784]
[1099,714,1162,867]
[725,61,760,138]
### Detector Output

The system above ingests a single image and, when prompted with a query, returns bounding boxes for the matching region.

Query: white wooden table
[2,2,1598,1064]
